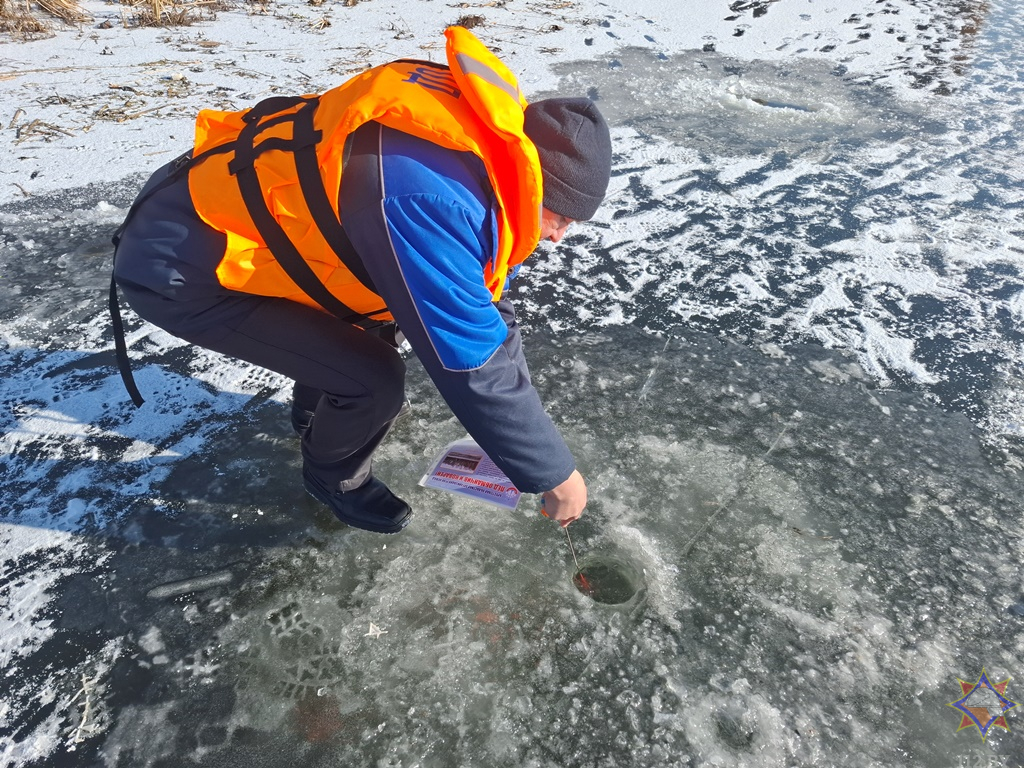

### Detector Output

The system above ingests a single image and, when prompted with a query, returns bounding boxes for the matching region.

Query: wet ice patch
[549,47,943,157]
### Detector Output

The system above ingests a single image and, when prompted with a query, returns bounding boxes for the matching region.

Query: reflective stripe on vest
[187,26,543,320]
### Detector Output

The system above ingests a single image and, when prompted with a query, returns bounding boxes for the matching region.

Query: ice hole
[572,554,644,605]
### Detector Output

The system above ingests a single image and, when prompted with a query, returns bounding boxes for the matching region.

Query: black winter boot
[303,470,412,534]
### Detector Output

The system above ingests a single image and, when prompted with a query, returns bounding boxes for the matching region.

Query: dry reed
[36,0,89,23]
[0,0,221,35]
[0,0,54,38]
[120,0,222,27]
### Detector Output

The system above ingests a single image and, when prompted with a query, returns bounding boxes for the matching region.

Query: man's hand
[541,470,587,528]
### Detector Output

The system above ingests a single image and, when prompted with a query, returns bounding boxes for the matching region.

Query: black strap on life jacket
[110,148,205,408]
[107,279,146,407]
[110,95,388,408]
[227,95,389,325]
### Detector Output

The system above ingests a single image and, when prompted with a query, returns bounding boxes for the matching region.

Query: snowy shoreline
[1,0,967,207]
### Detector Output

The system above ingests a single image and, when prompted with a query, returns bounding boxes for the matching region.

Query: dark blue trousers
[115,162,405,492]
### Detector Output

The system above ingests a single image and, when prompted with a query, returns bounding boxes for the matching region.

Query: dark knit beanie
[524,97,612,222]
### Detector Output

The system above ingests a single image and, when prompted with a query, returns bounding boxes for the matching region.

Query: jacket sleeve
[339,139,575,493]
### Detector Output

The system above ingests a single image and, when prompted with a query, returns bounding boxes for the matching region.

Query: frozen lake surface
[4,319,1024,767]
[3,0,1024,766]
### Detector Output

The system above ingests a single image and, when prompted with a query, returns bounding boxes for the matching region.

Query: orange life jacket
[187,26,543,323]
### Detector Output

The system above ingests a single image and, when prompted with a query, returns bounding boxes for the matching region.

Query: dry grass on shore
[0,0,226,39]
[0,0,56,37]
[122,0,220,28]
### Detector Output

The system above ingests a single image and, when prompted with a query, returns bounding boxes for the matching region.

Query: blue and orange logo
[948,669,1019,741]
